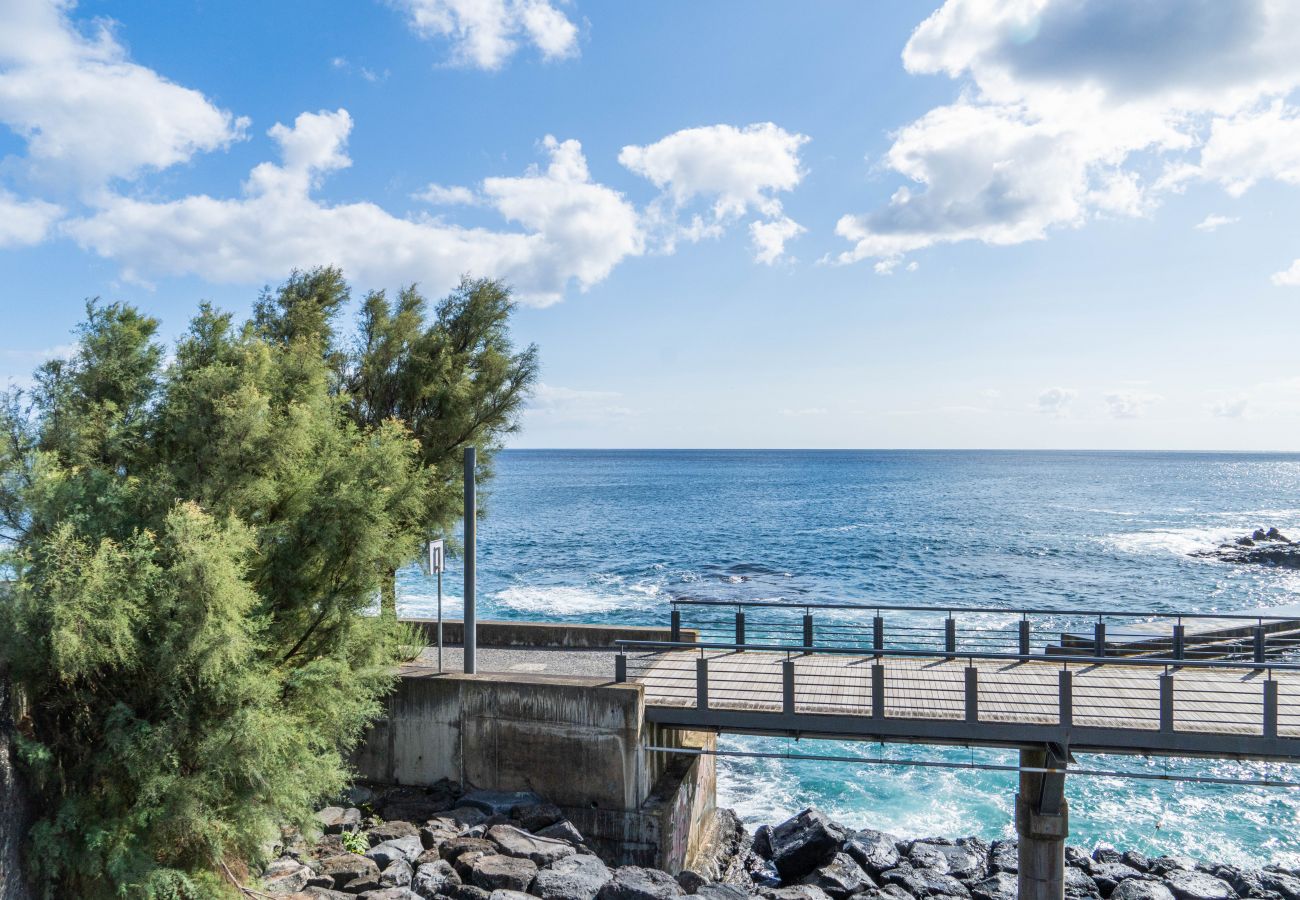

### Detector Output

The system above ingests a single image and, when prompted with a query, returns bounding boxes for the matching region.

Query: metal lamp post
[464,446,477,675]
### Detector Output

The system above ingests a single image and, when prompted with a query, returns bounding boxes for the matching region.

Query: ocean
[395,449,1300,868]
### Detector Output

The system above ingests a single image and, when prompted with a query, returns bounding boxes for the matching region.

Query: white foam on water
[1103,526,1253,559]
[493,584,645,615]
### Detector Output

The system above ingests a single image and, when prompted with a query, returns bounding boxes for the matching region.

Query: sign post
[428,539,445,672]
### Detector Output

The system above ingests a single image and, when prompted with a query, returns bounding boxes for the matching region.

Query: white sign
[428,539,445,575]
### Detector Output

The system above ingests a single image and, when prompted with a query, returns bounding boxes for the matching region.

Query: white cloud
[1104,391,1160,419]
[1194,214,1239,232]
[1212,397,1249,419]
[1037,387,1076,416]
[0,189,61,246]
[619,123,809,262]
[1273,259,1300,287]
[838,0,1300,272]
[749,216,805,265]
[416,183,480,205]
[390,0,578,70]
[527,383,633,423]
[0,0,247,189]
[65,113,643,307]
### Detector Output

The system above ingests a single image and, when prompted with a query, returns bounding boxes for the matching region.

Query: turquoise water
[396,449,1300,867]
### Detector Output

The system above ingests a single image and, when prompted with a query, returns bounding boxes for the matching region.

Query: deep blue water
[396,450,1300,867]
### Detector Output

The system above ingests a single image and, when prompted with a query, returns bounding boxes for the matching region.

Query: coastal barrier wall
[354,665,717,871]
[399,618,695,650]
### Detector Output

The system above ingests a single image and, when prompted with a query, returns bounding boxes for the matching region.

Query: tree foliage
[0,269,537,898]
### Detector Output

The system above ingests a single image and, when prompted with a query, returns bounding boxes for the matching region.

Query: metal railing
[613,637,1300,743]
[666,599,1300,664]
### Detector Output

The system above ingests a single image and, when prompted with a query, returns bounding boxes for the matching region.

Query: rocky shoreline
[256,782,1300,900]
[1191,529,1300,569]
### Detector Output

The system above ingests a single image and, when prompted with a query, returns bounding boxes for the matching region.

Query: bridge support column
[1016,746,1068,900]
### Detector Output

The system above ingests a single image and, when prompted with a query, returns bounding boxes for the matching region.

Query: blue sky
[2,0,1299,450]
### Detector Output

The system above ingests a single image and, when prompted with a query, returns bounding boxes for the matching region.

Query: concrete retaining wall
[399,619,696,650]
[355,665,716,870]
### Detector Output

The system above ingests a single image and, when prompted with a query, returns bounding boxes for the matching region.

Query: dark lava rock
[448,887,491,900]
[1261,871,1300,900]
[1111,882,1176,900]
[485,892,532,900]
[880,863,969,898]
[461,790,544,817]
[1151,857,1198,877]
[368,822,421,846]
[693,885,748,900]
[746,852,781,887]
[317,806,363,835]
[342,873,383,893]
[1064,867,1101,899]
[318,853,380,889]
[970,871,1018,900]
[512,801,563,832]
[1094,848,1124,865]
[760,887,831,900]
[469,854,537,892]
[367,837,423,869]
[441,837,497,864]
[802,852,873,898]
[1164,870,1238,900]
[1123,851,1152,873]
[990,840,1018,874]
[358,890,416,900]
[1066,846,1093,872]
[753,825,774,860]
[412,860,460,899]
[844,829,901,875]
[909,839,986,881]
[597,866,687,900]
[1090,862,1145,894]
[676,870,708,894]
[532,854,613,900]
[380,859,413,888]
[536,819,585,847]
[486,824,575,866]
[768,809,851,881]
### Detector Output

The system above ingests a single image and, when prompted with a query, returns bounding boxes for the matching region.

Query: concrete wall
[399,619,696,650]
[355,666,716,870]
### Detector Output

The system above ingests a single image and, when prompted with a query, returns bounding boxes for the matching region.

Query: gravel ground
[411,645,619,679]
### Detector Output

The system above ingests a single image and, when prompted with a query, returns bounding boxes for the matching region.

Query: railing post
[803,612,814,648]
[1255,625,1266,665]
[1094,620,1106,658]
[696,657,709,711]
[1173,623,1185,660]
[1058,669,1072,727]
[735,609,746,648]
[615,653,627,683]
[1019,619,1031,657]
[872,663,885,719]
[1160,672,1174,733]
[945,617,956,657]
[670,608,681,643]
[965,665,979,723]
[782,658,795,715]
[873,615,884,654]
[1265,678,1278,739]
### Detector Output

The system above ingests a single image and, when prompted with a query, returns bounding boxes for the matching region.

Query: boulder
[803,852,874,898]
[537,820,586,846]
[753,825,774,860]
[342,873,383,894]
[760,887,831,900]
[990,840,1018,875]
[412,849,441,868]
[441,837,498,864]
[1268,528,1291,542]
[746,852,782,887]
[317,807,362,835]
[512,801,564,832]
[413,860,461,899]
[448,887,492,900]
[597,866,687,900]
[1094,848,1124,865]
[860,888,913,900]
[461,790,544,816]
[1066,846,1093,872]
[909,840,985,880]
[453,850,492,882]
[381,859,414,888]
[357,890,416,900]
[1123,852,1152,874]
[488,893,535,900]
[368,837,424,869]
[694,885,748,900]
[1111,883,1176,900]
[534,854,614,900]
[970,872,1018,900]
[447,807,489,828]
[768,809,851,881]
[1163,871,1237,900]
[318,854,380,890]
[1065,867,1101,899]
[880,862,969,897]
[368,822,421,846]
[264,860,315,894]
[469,854,538,893]
[1261,871,1300,900]
[487,824,576,866]
[1089,863,1145,894]
[677,870,709,894]
[844,830,901,875]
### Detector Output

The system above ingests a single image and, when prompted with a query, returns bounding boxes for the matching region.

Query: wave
[1103,526,1261,559]
[492,584,655,616]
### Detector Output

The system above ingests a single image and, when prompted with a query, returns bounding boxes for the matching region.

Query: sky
[1,0,1299,451]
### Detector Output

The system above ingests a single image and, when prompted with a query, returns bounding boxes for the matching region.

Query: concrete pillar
[1016,747,1068,900]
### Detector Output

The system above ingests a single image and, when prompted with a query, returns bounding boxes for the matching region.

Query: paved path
[411,645,616,678]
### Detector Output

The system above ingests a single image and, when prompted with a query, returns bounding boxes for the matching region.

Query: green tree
[345,275,539,617]
[0,278,446,898]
